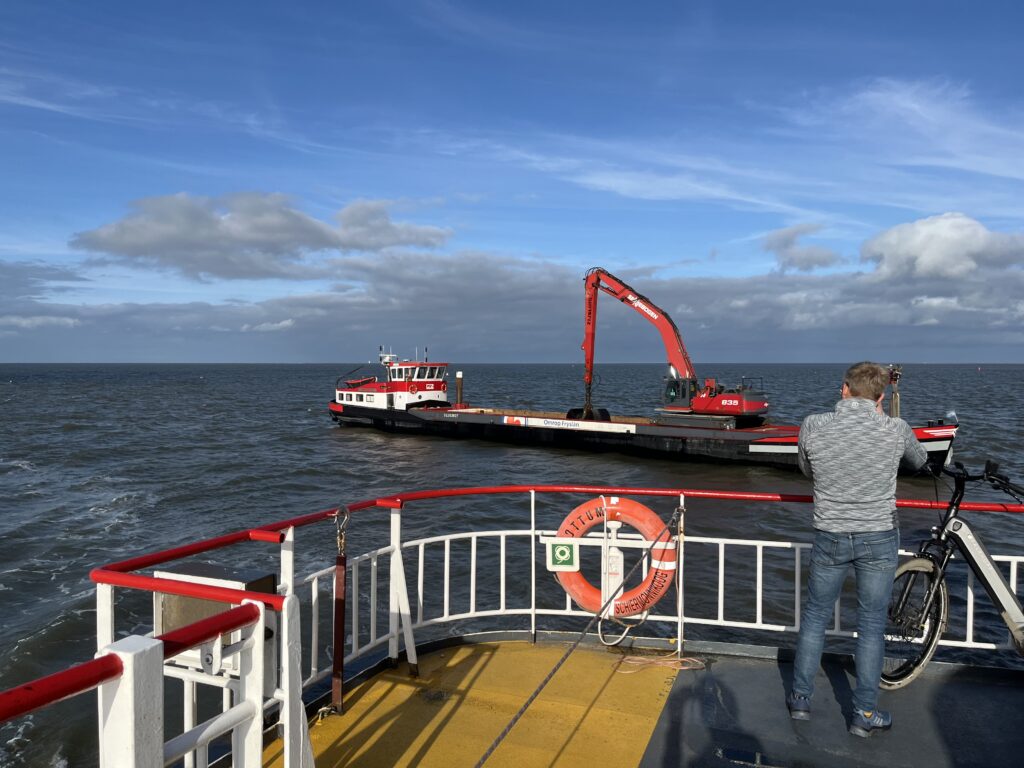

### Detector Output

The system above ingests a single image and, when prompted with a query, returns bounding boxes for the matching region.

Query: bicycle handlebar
[941,460,1024,503]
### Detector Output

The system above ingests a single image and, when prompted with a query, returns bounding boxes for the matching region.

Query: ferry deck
[275,638,1024,767]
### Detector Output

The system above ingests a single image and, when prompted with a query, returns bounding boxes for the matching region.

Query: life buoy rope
[555,496,676,617]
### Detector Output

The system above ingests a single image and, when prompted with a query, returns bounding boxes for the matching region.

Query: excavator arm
[581,267,698,418]
[578,267,769,420]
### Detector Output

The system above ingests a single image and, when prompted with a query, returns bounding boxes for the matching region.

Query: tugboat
[328,347,452,428]
[328,269,958,470]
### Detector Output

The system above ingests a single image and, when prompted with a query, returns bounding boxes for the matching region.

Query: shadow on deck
[645,641,1024,768]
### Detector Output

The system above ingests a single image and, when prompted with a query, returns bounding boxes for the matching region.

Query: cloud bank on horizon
[1,2,1023,363]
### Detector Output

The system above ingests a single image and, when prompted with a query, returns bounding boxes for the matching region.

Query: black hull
[328,402,957,472]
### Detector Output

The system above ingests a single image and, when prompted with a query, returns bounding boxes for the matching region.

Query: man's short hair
[844,361,888,401]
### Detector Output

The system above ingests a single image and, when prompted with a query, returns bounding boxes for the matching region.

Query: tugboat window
[366,394,374,403]
[356,394,364,402]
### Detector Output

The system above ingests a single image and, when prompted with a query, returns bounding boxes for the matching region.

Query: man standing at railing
[787,361,927,737]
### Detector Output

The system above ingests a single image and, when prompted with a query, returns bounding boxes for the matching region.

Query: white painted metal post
[183,678,198,768]
[280,594,315,768]
[530,490,537,641]
[676,494,685,657]
[97,583,115,650]
[97,636,164,768]
[281,526,296,595]
[389,506,402,663]
[232,601,265,767]
[388,506,418,671]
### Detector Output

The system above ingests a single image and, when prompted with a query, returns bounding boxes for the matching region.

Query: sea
[1,362,1023,767]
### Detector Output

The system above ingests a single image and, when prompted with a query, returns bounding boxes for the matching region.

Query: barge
[328,269,957,470]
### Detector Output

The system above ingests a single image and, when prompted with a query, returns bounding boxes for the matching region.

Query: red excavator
[575,267,770,423]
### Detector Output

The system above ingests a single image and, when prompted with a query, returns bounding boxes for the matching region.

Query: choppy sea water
[1,362,1022,766]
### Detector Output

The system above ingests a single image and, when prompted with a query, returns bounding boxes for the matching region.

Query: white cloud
[0,314,79,329]
[69,194,452,280]
[762,224,842,272]
[241,318,295,332]
[862,212,1024,279]
[335,199,450,251]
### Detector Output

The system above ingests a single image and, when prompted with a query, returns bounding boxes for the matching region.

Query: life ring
[440,382,447,391]
[409,384,418,394]
[555,497,676,617]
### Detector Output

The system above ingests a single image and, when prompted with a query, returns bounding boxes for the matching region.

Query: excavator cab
[664,377,698,408]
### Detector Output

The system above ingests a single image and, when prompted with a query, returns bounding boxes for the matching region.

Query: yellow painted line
[264,641,679,768]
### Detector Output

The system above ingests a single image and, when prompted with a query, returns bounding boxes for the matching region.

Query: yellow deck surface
[264,641,678,768]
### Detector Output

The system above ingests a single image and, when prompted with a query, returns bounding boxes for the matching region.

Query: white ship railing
[4,484,1022,767]
[293,489,1024,693]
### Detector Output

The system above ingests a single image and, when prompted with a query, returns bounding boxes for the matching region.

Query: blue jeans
[792,528,899,713]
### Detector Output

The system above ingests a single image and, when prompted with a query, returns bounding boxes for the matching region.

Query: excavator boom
[579,267,768,420]
[582,267,696,384]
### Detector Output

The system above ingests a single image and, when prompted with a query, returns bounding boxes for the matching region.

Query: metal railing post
[97,583,115,650]
[389,506,402,665]
[281,526,296,595]
[97,636,163,768]
[530,490,537,642]
[676,494,686,657]
[232,601,265,767]
[385,505,419,675]
[280,594,315,768]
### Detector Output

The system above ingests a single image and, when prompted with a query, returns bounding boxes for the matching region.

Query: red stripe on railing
[0,602,265,724]
[90,485,1024,593]
[160,602,262,659]
[89,571,286,612]
[0,653,122,723]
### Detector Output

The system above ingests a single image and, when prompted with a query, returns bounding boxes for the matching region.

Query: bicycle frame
[912,472,1024,654]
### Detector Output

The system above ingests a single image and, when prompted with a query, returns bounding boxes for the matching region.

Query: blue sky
[2,1,1024,363]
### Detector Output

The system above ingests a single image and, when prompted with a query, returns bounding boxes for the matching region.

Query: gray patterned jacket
[798,397,928,533]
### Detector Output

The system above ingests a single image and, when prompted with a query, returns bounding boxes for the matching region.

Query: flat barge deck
[329,401,958,471]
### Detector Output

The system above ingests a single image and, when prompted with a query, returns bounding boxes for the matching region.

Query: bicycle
[881,461,1024,689]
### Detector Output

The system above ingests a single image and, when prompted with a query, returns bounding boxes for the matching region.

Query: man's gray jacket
[798,397,928,533]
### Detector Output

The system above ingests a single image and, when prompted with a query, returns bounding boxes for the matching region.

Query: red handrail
[91,484,1024,594]
[161,602,261,659]
[0,602,264,724]
[0,653,123,724]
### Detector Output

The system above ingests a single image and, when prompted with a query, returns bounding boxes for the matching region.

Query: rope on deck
[473,503,684,768]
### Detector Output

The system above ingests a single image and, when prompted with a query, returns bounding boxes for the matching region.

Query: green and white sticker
[547,541,579,572]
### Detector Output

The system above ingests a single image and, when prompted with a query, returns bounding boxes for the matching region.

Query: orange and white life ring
[555,496,676,617]
[409,384,418,394]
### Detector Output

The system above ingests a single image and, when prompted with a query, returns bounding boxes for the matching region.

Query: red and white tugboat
[328,347,451,427]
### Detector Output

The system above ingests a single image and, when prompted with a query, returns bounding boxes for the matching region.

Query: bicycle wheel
[880,557,948,689]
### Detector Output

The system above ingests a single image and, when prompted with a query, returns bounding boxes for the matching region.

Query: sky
[2,1,1024,364]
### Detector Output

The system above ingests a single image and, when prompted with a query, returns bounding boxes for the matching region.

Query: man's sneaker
[786,693,811,721]
[849,708,892,737]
